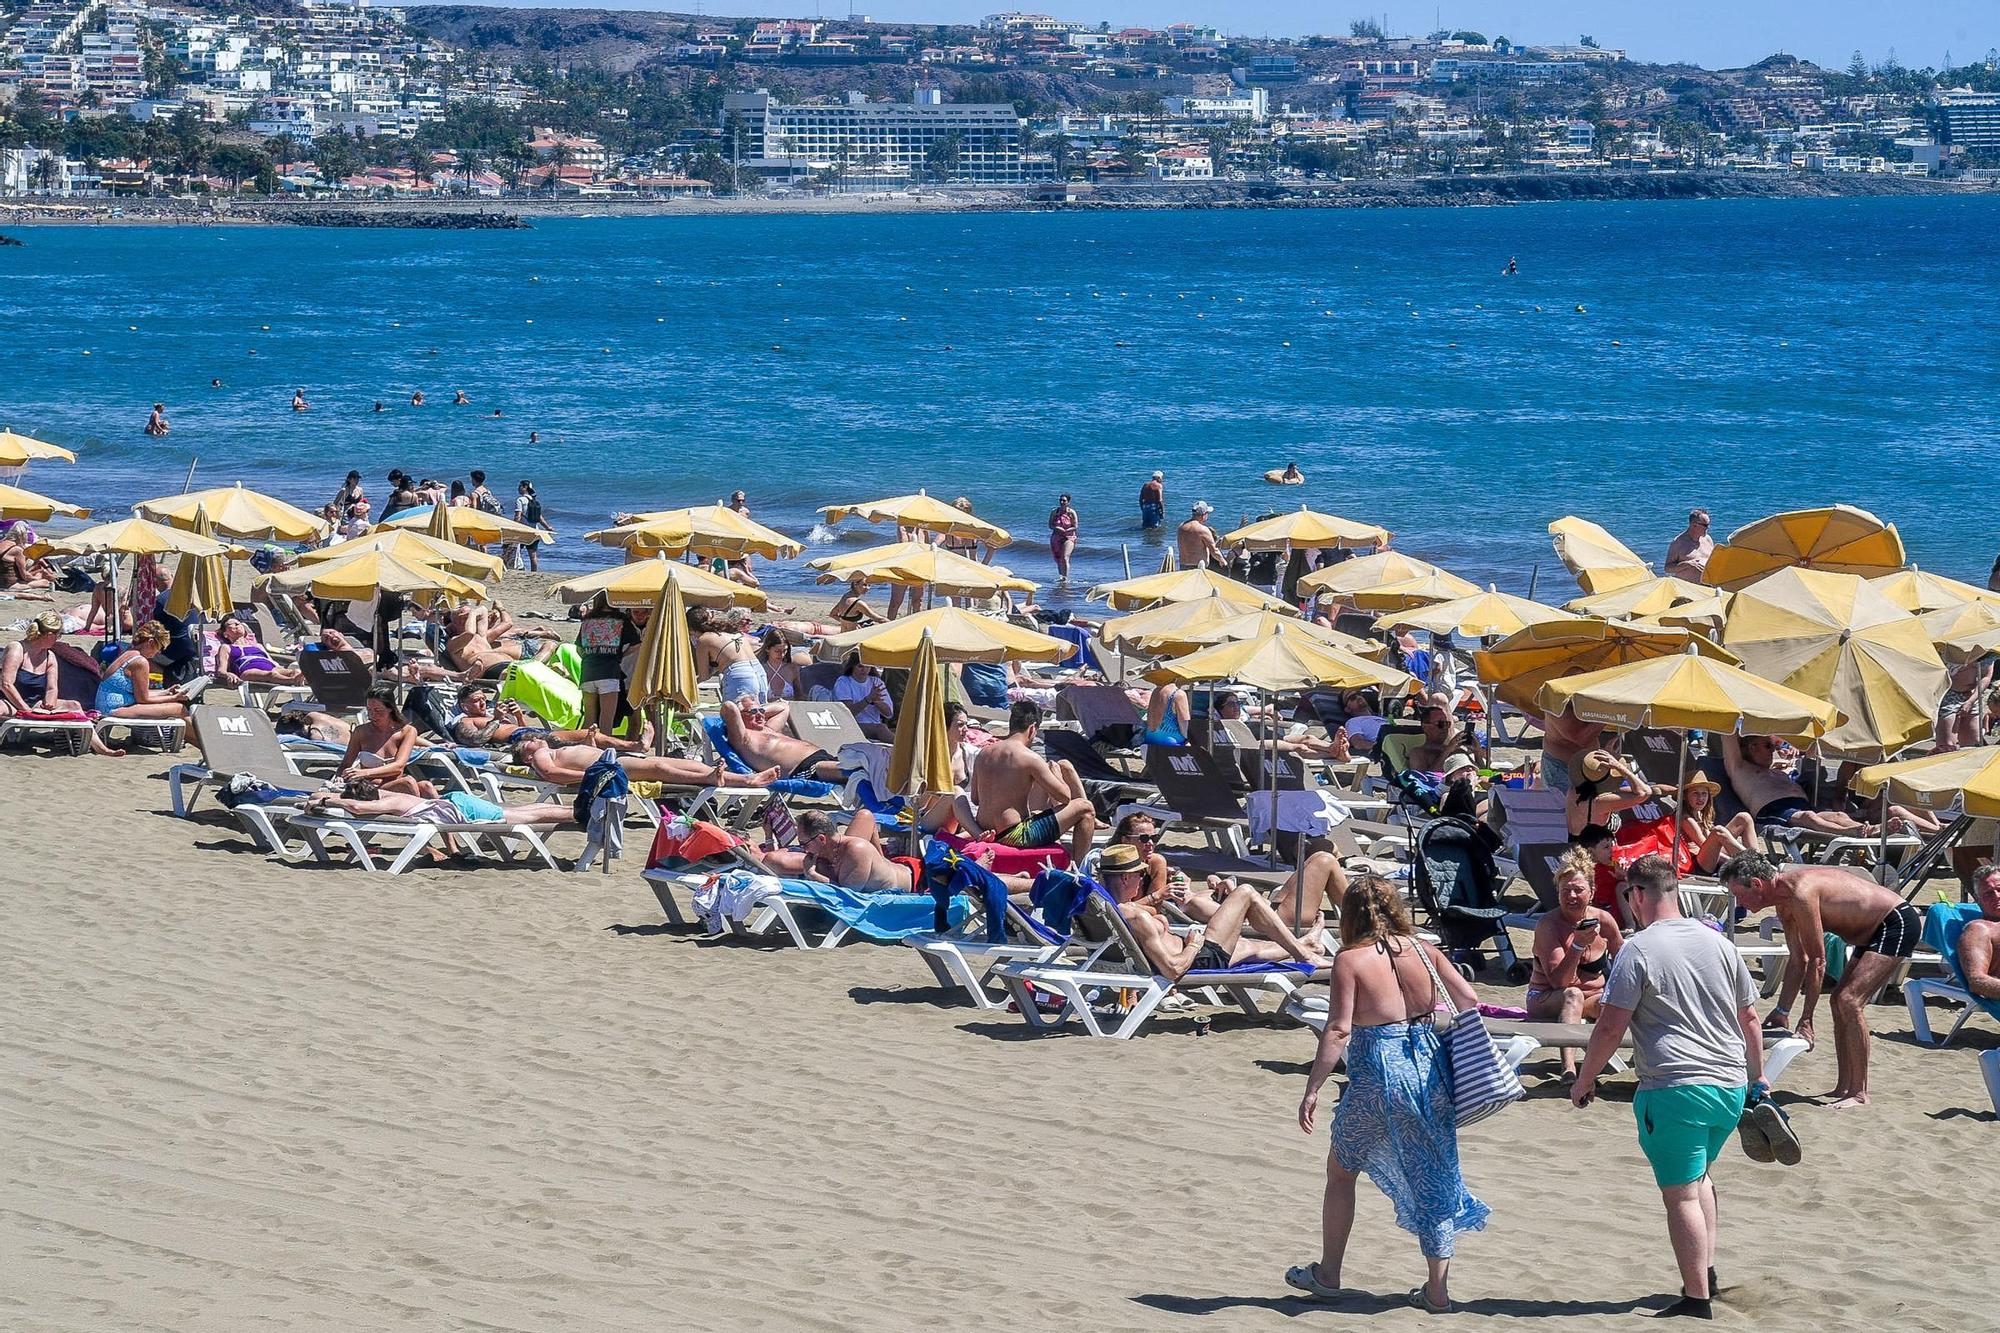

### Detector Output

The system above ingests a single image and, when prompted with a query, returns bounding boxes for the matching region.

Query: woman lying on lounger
[307,777,574,826]
[212,614,306,689]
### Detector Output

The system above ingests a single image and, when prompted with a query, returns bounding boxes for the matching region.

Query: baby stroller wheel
[1454,960,1476,982]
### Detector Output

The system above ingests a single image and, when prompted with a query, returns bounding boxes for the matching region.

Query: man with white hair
[1139,470,1165,529]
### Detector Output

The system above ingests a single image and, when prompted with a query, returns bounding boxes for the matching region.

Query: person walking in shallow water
[1048,493,1078,585]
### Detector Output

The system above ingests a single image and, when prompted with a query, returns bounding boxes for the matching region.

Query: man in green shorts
[1572,855,1788,1320]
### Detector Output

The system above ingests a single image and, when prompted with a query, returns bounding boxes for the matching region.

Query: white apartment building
[1163,88,1268,122]
[721,89,1029,183]
[1151,146,1214,179]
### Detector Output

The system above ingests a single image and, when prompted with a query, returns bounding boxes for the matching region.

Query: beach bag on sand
[1415,940,1525,1126]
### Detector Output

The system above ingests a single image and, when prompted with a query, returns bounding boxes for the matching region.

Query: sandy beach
[3,569,1994,1332]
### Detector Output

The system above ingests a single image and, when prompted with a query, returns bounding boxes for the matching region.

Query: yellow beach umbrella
[1853,746,2000,819]
[593,505,803,560]
[1920,600,2000,665]
[1148,632,1416,695]
[0,429,77,467]
[808,541,1035,599]
[1108,600,1374,657]
[1564,575,1713,620]
[1474,618,1739,713]
[264,549,485,601]
[385,502,541,547]
[1549,516,1651,595]
[41,516,238,559]
[163,506,234,619]
[1089,565,1290,612]
[1220,506,1389,552]
[1296,550,1452,600]
[135,482,330,543]
[1633,589,1734,633]
[427,498,457,543]
[627,577,696,713]
[1535,647,1841,738]
[1722,567,1947,760]
[1703,504,1906,591]
[1867,565,1998,615]
[307,527,502,582]
[552,554,767,611]
[1346,568,1483,612]
[818,490,1013,548]
[823,605,1071,667]
[888,629,956,798]
[0,480,89,522]
[1374,585,1577,639]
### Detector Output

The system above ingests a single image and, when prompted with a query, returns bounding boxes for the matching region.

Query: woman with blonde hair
[1290,874,1488,1313]
[1525,845,1625,1075]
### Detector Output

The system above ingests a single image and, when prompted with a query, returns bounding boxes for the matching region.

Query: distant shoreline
[0,170,1984,228]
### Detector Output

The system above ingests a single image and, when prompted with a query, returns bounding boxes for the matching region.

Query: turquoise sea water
[4,197,1997,598]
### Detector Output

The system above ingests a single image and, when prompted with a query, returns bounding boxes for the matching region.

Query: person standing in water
[144,403,170,436]
[1048,493,1079,585]
[1139,471,1165,530]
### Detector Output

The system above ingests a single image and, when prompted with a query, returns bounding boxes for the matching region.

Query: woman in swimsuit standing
[1524,846,1625,1075]
[1048,493,1078,585]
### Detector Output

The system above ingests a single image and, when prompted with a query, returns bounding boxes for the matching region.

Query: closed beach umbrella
[163,505,234,619]
[1722,567,1947,760]
[1374,586,1577,639]
[1535,648,1841,739]
[1702,504,1906,591]
[818,490,1013,548]
[1295,550,1454,600]
[0,429,78,468]
[627,577,697,713]
[135,482,330,543]
[1853,746,2000,819]
[0,481,89,522]
[823,605,1071,667]
[552,554,767,611]
[385,502,541,547]
[264,549,486,602]
[808,541,1035,599]
[427,498,457,544]
[1548,516,1652,595]
[592,505,803,560]
[1346,568,1484,612]
[1220,506,1389,552]
[888,629,956,799]
[1920,600,2000,665]
[1564,575,1713,620]
[1866,565,1998,615]
[1089,565,1290,612]
[1474,618,1739,713]
[306,528,502,582]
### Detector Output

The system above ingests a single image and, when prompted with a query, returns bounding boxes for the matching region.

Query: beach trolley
[1410,815,1528,983]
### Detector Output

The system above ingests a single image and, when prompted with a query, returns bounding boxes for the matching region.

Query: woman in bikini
[1524,846,1625,1076]
[212,614,306,688]
[1566,748,1653,837]
[337,684,437,798]
[829,573,882,628]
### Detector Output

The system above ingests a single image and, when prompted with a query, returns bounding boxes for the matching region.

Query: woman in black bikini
[828,573,882,628]
[1524,846,1625,1075]
[1566,748,1654,837]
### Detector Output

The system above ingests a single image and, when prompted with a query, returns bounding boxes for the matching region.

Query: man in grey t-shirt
[1571,856,1779,1320]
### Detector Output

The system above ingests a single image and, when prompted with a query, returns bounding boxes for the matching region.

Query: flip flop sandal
[1283,1264,1355,1301]
[1408,1286,1453,1314]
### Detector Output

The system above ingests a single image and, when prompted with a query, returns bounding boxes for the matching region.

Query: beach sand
[2,576,1995,1330]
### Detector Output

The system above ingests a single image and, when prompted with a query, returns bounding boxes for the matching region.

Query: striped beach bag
[1416,943,1525,1126]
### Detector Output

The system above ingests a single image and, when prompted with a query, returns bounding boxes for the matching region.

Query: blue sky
[535,1,1996,71]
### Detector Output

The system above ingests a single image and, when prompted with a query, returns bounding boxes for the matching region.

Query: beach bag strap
[1413,938,1525,1127]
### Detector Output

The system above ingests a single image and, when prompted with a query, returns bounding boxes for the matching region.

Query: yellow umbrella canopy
[1853,746,2000,819]
[1632,589,1734,633]
[427,498,457,543]
[808,541,1035,598]
[385,502,541,547]
[1373,585,1578,639]
[264,549,485,601]
[304,527,502,582]
[888,629,956,798]
[1702,504,1906,591]
[627,577,697,712]
[41,516,238,558]
[592,505,803,560]
[1473,618,1739,712]
[1147,632,1417,695]
[1219,506,1389,552]
[1866,565,1998,614]
[163,506,235,619]
[1295,549,1452,600]
[1088,565,1290,612]
[1919,600,2000,665]
[1101,594,1292,653]
[0,480,89,522]
[0,429,77,467]
[1345,568,1483,612]
[817,491,1013,548]
[135,482,330,543]
[1564,575,1714,620]
[1722,566,1947,760]
[1548,515,1652,595]
[822,605,1071,667]
[1535,647,1841,739]
[551,555,768,611]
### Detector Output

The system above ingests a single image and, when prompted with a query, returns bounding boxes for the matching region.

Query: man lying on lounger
[1099,844,1328,980]
[721,696,846,782]
[511,737,779,789]
[450,685,644,752]
[1723,734,1939,840]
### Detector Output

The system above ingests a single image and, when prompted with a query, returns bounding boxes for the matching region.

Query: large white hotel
[720,89,1030,184]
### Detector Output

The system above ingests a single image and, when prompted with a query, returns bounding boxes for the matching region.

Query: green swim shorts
[1633,1084,1747,1188]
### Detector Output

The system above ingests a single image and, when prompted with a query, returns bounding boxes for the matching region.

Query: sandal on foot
[1408,1286,1452,1314]
[1283,1264,1352,1301]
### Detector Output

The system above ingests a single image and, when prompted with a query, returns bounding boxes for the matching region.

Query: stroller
[1411,815,1529,983]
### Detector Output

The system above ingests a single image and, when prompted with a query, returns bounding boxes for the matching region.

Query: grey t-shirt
[1603,917,1757,1090]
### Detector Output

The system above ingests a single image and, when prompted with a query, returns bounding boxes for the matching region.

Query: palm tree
[545,141,572,194]
[459,147,482,195]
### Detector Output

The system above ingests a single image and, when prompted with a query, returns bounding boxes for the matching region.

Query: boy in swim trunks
[968,700,1098,865]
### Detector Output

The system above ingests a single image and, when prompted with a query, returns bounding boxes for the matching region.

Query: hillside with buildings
[2,1,1996,202]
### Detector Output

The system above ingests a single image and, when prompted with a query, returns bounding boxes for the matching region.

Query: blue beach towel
[700,715,839,799]
[772,877,969,941]
[1926,902,2000,1022]
[921,839,1013,943]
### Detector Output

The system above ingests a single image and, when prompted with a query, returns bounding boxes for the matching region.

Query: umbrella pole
[1121,543,1132,579]
[1877,790,1892,887]
[1268,688,1281,872]
[1671,729,1688,885]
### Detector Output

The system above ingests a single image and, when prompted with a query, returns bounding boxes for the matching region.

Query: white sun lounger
[283,810,562,874]
[0,712,96,755]
[905,900,1085,1009]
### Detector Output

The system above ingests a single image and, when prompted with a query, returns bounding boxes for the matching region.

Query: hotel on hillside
[720,89,1030,184]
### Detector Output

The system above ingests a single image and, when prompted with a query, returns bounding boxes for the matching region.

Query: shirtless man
[449,685,641,752]
[1961,863,2000,1006]
[1538,702,1605,793]
[1098,844,1327,979]
[1720,853,1922,1108]
[795,809,914,892]
[1723,734,1917,839]
[1405,703,1480,775]
[513,737,777,789]
[447,603,555,679]
[721,696,843,782]
[1176,501,1222,570]
[968,700,1098,864]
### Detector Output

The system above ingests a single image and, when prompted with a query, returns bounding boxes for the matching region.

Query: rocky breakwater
[262,209,529,229]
